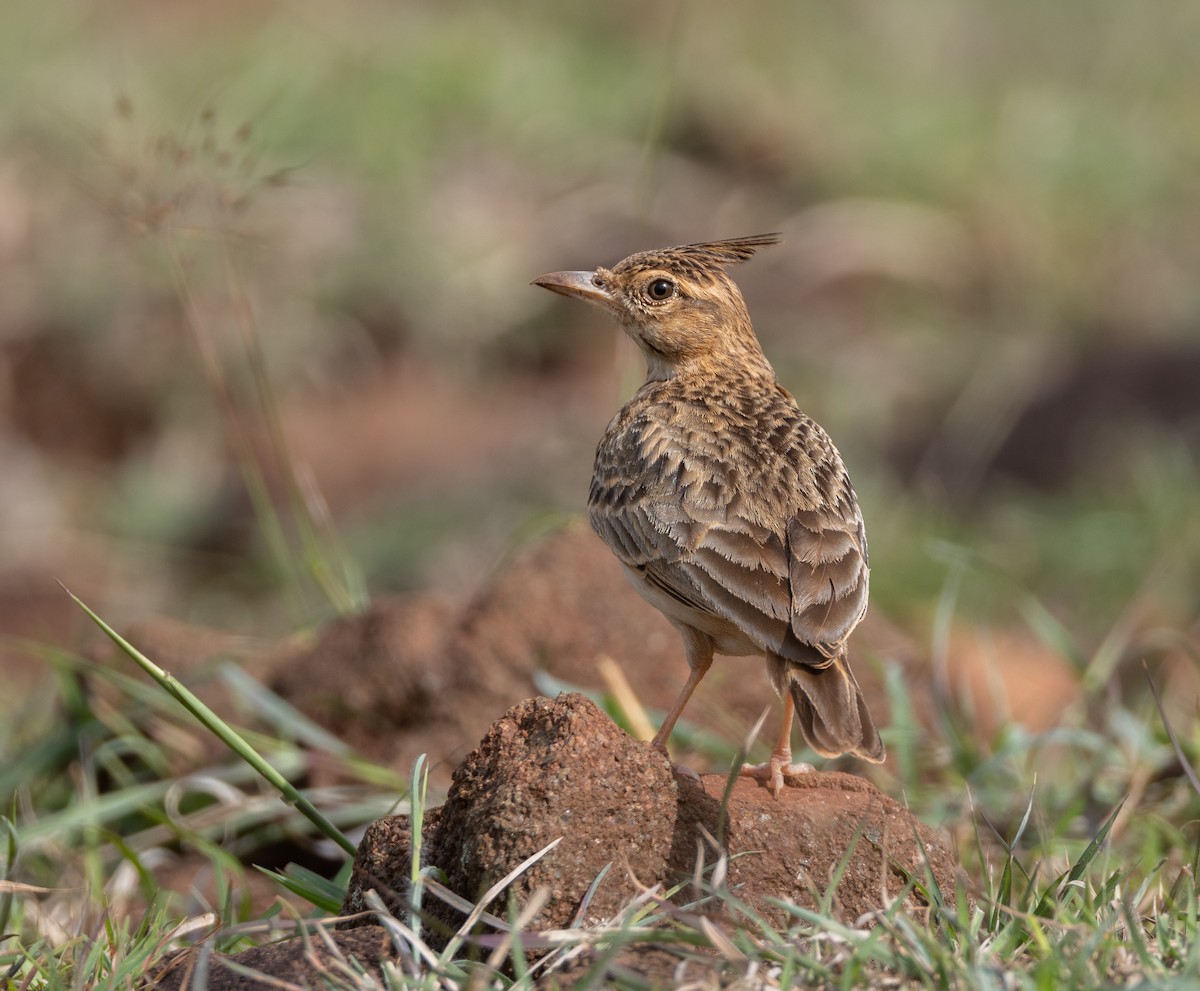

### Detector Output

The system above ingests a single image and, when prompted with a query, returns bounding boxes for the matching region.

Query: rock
[146,925,395,990]
[346,692,681,941]
[342,693,959,940]
[145,693,958,989]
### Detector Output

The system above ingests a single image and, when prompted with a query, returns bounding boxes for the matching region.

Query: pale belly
[621,565,763,658]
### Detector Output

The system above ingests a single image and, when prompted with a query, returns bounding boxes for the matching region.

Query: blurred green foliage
[0,0,1196,649]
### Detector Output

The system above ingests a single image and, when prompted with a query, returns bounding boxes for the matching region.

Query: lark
[533,234,883,794]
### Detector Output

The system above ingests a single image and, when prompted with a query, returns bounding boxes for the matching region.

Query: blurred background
[1,0,1198,724]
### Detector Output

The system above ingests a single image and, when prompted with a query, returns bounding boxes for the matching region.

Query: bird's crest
[615,233,781,286]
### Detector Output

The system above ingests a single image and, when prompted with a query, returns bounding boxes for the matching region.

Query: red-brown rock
[146,694,958,989]
[343,693,959,938]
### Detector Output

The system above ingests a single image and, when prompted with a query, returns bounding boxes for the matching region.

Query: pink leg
[651,629,713,752]
[739,694,815,797]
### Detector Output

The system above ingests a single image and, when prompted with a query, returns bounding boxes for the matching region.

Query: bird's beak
[531,270,613,308]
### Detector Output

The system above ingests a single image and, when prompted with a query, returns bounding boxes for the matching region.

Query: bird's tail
[786,656,885,763]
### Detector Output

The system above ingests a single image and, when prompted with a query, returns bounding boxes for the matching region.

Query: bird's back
[589,367,870,669]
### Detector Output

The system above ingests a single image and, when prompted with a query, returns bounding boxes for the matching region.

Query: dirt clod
[146,694,958,989]
[344,693,959,939]
[265,593,456,752]
[146,924,395,990]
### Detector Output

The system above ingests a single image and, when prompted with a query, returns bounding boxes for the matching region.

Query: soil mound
[149,694,959,989]
[343,693,958,936]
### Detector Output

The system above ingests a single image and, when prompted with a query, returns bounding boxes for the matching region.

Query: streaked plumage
[534,234,883,794]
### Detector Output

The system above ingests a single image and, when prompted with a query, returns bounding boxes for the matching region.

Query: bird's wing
[786,505,869,659]
[589,402,867,664]
[591,463,798,649]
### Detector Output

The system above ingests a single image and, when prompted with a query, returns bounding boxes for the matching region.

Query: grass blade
[62,585,356,858]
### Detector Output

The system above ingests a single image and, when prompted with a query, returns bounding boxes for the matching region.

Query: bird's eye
[646,278,675,301]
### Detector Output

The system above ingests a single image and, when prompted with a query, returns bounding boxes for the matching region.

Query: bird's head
[533,233,781,381]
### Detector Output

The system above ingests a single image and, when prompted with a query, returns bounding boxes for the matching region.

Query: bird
[532,233,884,795]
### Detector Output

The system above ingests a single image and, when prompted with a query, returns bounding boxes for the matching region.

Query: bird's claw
[739,757,816,798]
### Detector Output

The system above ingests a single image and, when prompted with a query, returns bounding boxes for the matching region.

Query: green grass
[2,587,1198,988]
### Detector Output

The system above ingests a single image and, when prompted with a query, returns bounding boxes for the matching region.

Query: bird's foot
[739,756,816,798]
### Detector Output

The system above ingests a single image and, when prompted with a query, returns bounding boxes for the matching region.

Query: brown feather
[782,657,884,762]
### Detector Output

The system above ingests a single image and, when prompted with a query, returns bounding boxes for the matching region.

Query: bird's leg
[739,694,815,797]
[651,629,714,754]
